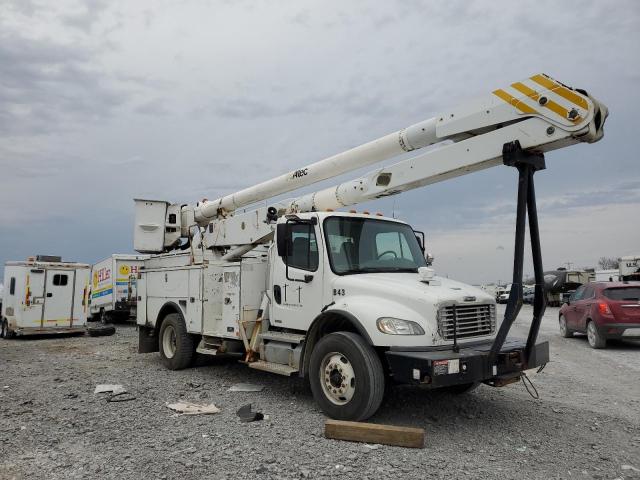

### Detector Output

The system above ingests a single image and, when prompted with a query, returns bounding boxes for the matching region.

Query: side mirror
[276,223,288,257]
[425,252,434,266]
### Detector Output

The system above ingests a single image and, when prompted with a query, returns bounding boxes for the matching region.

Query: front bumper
[385,339,549,388]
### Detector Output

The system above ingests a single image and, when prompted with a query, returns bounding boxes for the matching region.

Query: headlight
[376,317,425,335]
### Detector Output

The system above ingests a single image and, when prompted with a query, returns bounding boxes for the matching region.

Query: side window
[375,232,413,260]
[287,224,319,271]
[571,285,585,301]
[10,277,16,295]
[582,286,594,300]
[53,274,68,286]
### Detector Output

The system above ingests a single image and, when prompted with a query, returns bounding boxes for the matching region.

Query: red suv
[559,282,640,348]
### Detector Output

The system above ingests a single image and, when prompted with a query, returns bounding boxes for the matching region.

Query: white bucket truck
[1,256,90,338]
[134,74,607,420]
[90,254,148,323]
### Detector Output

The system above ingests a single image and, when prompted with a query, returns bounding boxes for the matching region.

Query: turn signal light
[598,302,611,315]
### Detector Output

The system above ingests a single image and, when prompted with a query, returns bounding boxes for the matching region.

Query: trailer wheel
[309,331,385,421]
[1,320,14,339]
[159,313,195,370]
[559,315,573,338]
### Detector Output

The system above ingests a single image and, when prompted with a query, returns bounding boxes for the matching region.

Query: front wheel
[559,315,573,338]
[309,331,385,421]
[159,313,195,370]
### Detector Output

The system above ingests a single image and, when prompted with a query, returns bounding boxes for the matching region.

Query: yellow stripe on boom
[530,74,588,110]
[511,82,581,123]
[493,89,539,115]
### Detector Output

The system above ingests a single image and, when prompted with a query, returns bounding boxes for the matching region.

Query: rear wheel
[309,331,385,421]
[587,321,606,349]
[559,315,573,338]
[159,313,195,370]
[1,320,15,339]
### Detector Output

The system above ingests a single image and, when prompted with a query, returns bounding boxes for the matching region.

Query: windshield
[324,216,427,274]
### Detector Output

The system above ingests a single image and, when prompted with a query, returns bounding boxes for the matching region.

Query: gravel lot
[1,305,639,480]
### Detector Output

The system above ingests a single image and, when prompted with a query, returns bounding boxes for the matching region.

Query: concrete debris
[94,384,126,395]
[166,401,221,415]
[228,383,264,392]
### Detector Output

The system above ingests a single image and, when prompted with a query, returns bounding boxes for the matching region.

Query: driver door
[270,218,325,331]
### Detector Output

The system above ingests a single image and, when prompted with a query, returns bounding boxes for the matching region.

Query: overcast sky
[1,0,639,285]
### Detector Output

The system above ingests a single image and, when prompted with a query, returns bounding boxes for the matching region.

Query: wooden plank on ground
[324,419,425,448]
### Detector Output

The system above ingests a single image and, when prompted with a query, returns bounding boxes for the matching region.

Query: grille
[437,304,496,340]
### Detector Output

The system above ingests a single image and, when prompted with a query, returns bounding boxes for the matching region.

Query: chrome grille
[437,304,496,340]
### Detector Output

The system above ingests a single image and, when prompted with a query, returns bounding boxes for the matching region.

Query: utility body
[1,256,90,337]
[89,254,148,323]
[135,74,608,420]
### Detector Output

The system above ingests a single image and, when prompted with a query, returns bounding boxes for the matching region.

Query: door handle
[46,293,53,298]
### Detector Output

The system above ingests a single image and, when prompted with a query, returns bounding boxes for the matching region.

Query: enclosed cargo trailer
[1,257,90,337]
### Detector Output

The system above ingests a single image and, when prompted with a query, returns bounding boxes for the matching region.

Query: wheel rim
[559,316,567,335]
[587,322,596,346]
[319,351,356,405]
[162,325,177,359]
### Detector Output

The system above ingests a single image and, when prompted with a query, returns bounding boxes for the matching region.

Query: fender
[299,308,374,378]
[139,301,185,354]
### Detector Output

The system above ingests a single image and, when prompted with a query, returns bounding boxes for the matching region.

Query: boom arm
[134,74,607,253]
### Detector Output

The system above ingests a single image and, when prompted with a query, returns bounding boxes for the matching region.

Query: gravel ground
[1,305,639,480]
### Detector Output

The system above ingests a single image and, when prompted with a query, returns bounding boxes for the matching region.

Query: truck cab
[271,211,496,349]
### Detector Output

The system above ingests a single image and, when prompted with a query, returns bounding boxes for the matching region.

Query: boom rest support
[488,141,547,367]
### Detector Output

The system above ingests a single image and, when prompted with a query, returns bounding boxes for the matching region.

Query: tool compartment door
[23,269,45,328]
[43,269,75,327]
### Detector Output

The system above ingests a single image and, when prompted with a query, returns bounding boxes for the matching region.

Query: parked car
[558,282,640,348]
[523,286,535,304]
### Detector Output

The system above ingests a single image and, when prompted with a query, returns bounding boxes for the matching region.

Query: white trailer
[134,74,607,420]
[618,255,640,281]
[1,256,90,337]
[89,254,148,323]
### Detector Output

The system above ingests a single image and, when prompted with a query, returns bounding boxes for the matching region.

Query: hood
[333,273,494,307]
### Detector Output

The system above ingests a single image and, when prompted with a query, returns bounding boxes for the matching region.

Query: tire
[100,310,110,325]
[159,313,195,370]
[1,319,14,339]
[441,382,480,394]
[309,331,385,421]
[559,315,573,338]
[587,320,606,349]
[87,325,116,337]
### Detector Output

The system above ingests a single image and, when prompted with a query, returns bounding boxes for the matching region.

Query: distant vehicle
[1,256,90,338]
[544,268,595,307]
[618,255,640,281]
[595,269,620,282]
[523,286,535,304]
[496,284,511,304]
[89,254,148,324]
[558,281,640,348]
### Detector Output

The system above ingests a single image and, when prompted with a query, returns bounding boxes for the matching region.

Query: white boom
[135,74,607,253]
